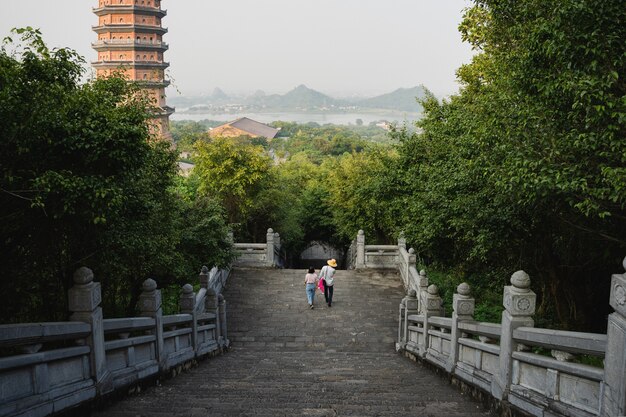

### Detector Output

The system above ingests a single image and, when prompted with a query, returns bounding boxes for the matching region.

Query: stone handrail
[350,229,626,416]
[396,272,613,417]
[233,228,283,268]
[0,265,230,417]
[347,230,399,270]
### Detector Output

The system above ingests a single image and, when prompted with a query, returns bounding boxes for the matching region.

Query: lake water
[171,111,420,126]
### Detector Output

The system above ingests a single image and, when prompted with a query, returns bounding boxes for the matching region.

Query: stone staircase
[90,268,494,416]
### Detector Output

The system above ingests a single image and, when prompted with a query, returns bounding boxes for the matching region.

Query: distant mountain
[246,84,341,109]
[278,84,341,108]
[357,86,427,112]
[210,87,230,103]
[171,85,427,113]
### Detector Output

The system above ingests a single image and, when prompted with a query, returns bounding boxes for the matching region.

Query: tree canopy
[0,29,233,321]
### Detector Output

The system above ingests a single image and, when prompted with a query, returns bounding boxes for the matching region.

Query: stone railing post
[218,294,229,348]
[405,248,417,290]
[68,267,111,393]
[492,270,536,400]
[199,265,209,290]
[446,283,475,372]
[266,228,275,267]
[601,257,626,416]
[396,289,418,352]
[356,230,365,270]
[407,248,417,268]
[205,288,221,346]
[274,232,280,249]
[179,284,198,353]
[417,269,429,313]
[420,284,443,357]
[398,231,406,251]
[139,278,165,369]
[274,232,282,267]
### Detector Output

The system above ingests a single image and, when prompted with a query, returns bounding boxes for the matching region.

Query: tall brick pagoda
[92,0,174,141]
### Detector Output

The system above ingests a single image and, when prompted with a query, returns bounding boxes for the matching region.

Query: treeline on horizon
[2,0,625,331]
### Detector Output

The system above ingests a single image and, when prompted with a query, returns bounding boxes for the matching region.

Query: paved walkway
[90,268,494,416]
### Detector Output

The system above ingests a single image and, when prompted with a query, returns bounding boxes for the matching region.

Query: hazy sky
[1,0,475,98]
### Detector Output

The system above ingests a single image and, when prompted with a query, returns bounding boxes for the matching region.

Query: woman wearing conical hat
[319,259,337,307]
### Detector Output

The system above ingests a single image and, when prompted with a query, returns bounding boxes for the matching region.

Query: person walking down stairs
[304,266,318,309]
[319,258,337,307]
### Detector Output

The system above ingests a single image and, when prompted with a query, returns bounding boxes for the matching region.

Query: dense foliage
[351,0,625,329]
[0,29,233,322]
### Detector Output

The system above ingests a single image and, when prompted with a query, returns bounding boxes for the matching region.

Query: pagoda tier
[92,0,173,141]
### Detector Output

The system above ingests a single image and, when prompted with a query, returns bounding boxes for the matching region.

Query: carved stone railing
[346,230,398,270]
[233,228,283,268]
[0,265,230,417]
[345,229,626,416]
[395,262,626,417]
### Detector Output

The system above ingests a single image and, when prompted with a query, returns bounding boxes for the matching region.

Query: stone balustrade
[0,265,230,417]
[347,229,400,270]
[233,227,284,268]
[351,230,626,417]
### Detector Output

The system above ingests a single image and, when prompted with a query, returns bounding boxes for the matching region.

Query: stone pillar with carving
[180,284,198,353]
[407,249,417,291]
[139,278,165,369]
[601,258,626,417]
[417,269,429,314]
[446,283,475,372]
[266,228,275,268]
[492,270,536,400]
[274,232,282,267]
[218,294,229,348]
[420,284,443,357]
[397,289,418,352]
[206,287,220,345]
[398,231,406,251]
[356,230,365,270]
[69,267,111,393]
[199,265,210,290]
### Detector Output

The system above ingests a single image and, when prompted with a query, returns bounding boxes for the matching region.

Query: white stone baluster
[356,230,365,270]
[139,278,164,369]
[420,284,443,357]
[69,267,111,393]
[180,284,198,353]
[266,228,275,267]
[601,257,626,416]
[446,283,475,372]
[397,289,418,352]
[492,270,536,400]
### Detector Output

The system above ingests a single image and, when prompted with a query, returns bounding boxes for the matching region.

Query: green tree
[194,137,273,228]
[324,149,400,243]
[393,0,625,329]
[0,29,233,321]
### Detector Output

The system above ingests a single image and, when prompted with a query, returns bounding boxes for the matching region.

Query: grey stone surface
[89,268,494,416]
[602,269,626,416]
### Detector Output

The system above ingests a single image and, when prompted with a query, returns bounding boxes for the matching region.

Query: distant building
[209,117,279,139]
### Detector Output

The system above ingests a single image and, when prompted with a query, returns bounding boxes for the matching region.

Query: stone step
[88,267,494,416]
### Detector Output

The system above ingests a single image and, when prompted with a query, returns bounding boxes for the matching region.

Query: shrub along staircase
[88,267,493,416]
